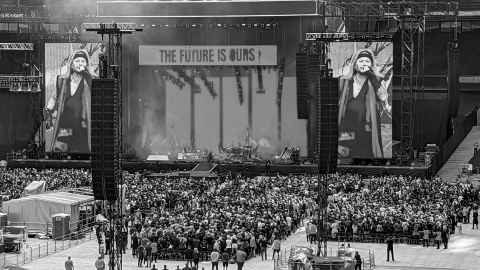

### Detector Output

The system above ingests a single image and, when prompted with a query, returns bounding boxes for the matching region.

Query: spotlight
[217,23,222,27]
[152,24,156,27]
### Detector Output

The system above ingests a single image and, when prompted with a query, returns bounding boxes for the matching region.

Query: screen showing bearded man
[45,50,92,153]
[337,48,392,159]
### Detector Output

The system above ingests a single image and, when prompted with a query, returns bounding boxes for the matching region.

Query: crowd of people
[0,168,91,199]
[118,173,309,267]
[306,174,479,247]
[1,167,479,269]
[119,172,479,262]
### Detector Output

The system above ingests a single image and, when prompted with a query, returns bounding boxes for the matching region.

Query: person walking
[211,249,220,270]
[236,248,247,270]
[272,238,281,260]
[221,249,230,270]
[354,251,362,270]
[441,225,449,249]
[422,227,430,247]
[138,244,145,267]
[151,240,158,263]
[95,256,105,270]
[145,241,153,268]
[193,248,200,270]
[473,208,479,230]
[65,256,74,270]
[434,227,442,249]
[386,237,394,262]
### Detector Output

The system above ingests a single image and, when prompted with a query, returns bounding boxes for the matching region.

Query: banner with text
[139,45,277,66]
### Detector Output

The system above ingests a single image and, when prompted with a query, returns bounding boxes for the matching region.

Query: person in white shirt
[211,249,220,270]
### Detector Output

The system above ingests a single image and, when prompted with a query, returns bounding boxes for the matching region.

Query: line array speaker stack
[91,79,119,201]
[316,77,338,174]
[296,52,310,119]
[306,52,339,173]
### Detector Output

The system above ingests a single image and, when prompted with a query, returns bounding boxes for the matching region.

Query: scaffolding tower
[305,0,459,257]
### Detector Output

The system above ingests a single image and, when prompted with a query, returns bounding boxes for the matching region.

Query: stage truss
[304,1,459,257]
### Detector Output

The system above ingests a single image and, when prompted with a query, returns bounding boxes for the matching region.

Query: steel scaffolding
[305,0,459,257]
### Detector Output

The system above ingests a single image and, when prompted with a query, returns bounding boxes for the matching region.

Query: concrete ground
[12,222,480,270]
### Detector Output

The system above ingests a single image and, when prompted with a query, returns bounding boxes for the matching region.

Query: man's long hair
[341,49,384,80]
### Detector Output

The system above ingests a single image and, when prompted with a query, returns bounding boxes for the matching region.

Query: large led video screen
[44,43,102,153]
[329,42,393,159]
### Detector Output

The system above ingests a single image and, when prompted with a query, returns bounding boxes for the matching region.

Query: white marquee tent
[2,192,94,234]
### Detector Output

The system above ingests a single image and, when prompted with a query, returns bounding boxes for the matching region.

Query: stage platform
[5,159,432,178]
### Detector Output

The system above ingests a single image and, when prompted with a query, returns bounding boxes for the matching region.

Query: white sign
[139,45,277,66]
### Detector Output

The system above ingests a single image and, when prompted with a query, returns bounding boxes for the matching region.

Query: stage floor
[8,158,431,177]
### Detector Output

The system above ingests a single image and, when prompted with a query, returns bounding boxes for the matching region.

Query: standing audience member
[236,248,247,270]
[386,237,394,262]
[193,248,200,270]
[221,249,230,270]
[211,249,220,270]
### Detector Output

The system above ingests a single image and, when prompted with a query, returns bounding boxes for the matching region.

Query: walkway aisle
[21,223,480,270]
[437,126,480,182]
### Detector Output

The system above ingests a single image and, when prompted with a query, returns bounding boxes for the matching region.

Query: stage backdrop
[329,41,393,159]
[134,45,307,159]
[44,43,101,153]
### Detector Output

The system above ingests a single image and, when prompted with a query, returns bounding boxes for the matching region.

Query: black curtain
[0,90,38,155]
[392,99,449,149]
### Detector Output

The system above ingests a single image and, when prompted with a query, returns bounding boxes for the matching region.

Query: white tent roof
[19,192,93,206]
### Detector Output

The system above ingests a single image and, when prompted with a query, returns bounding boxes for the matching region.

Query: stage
[6,159,432,178]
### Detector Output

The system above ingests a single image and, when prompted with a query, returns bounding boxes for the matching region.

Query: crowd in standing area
[0,168,91,199]
[92,172,478,269]
[306,174,479,249]
[0,168,478,269]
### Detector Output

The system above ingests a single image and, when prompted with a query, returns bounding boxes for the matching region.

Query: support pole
[248,68,253,142]
[190,69,196,150]
[219,75,224,150]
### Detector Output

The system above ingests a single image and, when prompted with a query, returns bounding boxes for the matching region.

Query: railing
[331,232,441,246]
[0,227,94,268]
[7,218,96,236]
[273,248,289,270]
[0,224,95,268]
